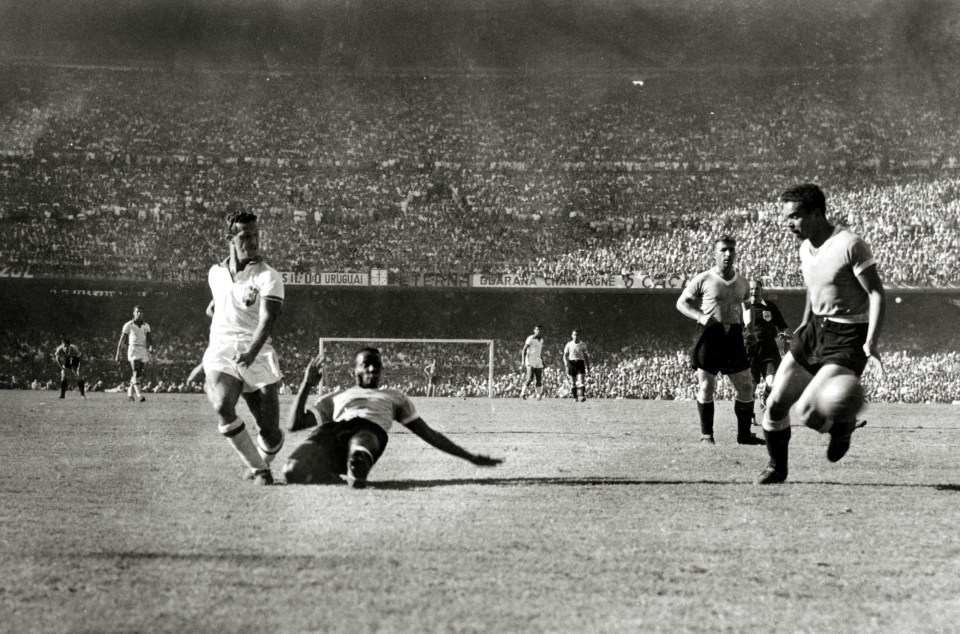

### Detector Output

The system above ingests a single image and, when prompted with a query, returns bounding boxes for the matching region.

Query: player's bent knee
[734,384,754,402]
[349,429,381,456]
[765,396,791,421]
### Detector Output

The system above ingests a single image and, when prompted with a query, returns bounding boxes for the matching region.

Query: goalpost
[318,337,496,398]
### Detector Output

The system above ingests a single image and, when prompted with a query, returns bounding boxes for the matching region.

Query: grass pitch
[2,392,959,633]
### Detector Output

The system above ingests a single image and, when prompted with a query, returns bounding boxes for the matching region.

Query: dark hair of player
[780,183,826,216]
[227,211,259,234]
[357,347,381,359]
[715,234,736,247]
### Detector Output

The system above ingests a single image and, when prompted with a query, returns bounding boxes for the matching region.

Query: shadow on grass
[359,477,960,490]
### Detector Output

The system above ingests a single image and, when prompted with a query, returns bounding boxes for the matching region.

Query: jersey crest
[242,285,260,306]
[762,310,772,322]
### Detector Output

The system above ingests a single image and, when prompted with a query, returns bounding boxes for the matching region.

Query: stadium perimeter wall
[3,279,959,354]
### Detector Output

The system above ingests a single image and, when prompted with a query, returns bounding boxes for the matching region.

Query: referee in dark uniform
[743,279,790,411]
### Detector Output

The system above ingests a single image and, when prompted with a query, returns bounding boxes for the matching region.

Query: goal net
[317,337,496,398]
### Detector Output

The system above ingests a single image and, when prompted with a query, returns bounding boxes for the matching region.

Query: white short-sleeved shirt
[800,227,876,323]
[122,320,152,350]
[563,340,588,362]
[308,386,419,433]
[55,343,82,359]
[681,270,749,325]
[524,335,544,368]
[208,258,285,343]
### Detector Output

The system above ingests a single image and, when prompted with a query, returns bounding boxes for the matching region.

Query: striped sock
[257,431,285,466]
[218,419,268,471]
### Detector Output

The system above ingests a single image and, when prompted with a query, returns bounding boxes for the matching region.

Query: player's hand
[469,453,504,467]
[698,314,718,327]
[304,352,327,385]
[235,349,257,367]
[864,343,885,378]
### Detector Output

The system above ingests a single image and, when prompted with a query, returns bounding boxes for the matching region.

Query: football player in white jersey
[756,184,885,484]
[283,348,503,488]
[520,325,545,400]
[55,337,86,399]
[202,211,286,486]
[562,329,590,402]
[677,236,764,446]
[115,305,153,402]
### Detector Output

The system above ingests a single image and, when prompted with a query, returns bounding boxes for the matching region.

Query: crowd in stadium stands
[2,330,958,404]
[2,67,960,286]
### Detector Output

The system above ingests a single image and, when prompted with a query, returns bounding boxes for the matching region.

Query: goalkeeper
[283,347,503,487]
[743,279,791,410]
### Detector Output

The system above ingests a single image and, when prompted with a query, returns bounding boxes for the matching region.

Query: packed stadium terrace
[2,66,960,286]
[3,328,959,404]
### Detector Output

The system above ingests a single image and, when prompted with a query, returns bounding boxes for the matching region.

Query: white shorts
[202,340,283,393]
[128,348,150,363]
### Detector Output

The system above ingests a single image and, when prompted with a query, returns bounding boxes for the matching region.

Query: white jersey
[524,335,544,368]
[208,257,285,344]
[564,340,588,362]
[308,386,419,433]
[122,320,151,351]
[800,226,876,323]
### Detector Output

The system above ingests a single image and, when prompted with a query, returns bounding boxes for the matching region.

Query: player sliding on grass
[283,348,503,488]
[755,184,885,484]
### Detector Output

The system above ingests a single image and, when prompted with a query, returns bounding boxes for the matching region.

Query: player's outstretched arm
[404,418,504,467]
[115,333,127,363]
[286,352,325,432]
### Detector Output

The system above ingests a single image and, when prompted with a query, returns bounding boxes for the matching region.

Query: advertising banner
[281,272,370,286]
[470,273,688,289]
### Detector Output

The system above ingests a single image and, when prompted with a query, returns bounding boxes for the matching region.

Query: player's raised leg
[730,370,763,445]
[755,352,811,484]
[207,371,271,483]
[347,428,382,489]
[793,363,862,463]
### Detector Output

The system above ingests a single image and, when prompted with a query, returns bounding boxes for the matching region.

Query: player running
[54,337,86,399]
[283,348,503,487]
[756,183,885,484]
[520,325,545,400]
[202,211,286,486]
[677,235,764,445]
[115,305,153,402]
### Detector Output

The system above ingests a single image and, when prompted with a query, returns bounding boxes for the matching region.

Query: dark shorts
[567,360,586,377]
[747,340,783,384]
[689,323,749,376]
[525,366,543,385]
[285,419,389,484]
[62,357,81,370]
[791,317,868,377]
